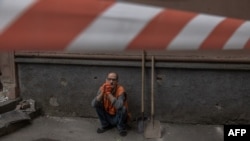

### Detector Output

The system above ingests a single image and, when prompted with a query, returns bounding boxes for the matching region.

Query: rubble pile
[0,99,41,136]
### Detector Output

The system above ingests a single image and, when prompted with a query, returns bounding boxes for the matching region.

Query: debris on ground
[0,96,8,103]
[0,110,31,137]
[0,98,41,137]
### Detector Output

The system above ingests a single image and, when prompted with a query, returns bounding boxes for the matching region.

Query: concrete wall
[16,57,250,124]
[0,52,18,100]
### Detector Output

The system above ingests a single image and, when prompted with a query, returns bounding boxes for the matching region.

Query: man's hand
[103,82,112,94]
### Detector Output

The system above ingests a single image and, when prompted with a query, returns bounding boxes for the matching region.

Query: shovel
[137,50,147,133]
[144,56,161,138]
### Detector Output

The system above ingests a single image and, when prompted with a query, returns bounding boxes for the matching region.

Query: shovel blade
[144,120,161,138]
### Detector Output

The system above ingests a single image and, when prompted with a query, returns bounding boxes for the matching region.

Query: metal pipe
[15,57,250,70]
[15,51,250,63]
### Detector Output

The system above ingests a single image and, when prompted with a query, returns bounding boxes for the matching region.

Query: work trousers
[95,102,127,131]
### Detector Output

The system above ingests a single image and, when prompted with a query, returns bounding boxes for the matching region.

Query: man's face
[106,73,118,88]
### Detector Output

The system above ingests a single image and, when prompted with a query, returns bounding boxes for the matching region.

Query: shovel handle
[141,51,145,113]
[151,56,155,118]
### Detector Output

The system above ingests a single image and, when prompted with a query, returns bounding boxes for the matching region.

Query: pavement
[0,116,224,141]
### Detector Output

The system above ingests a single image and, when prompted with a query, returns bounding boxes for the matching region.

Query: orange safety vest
[101,85,130,117]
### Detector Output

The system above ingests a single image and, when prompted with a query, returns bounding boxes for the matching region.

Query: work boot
[119,129,127,137]
[97,126,113,133]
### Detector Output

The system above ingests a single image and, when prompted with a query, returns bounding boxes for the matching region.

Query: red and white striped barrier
[0,0,249,51]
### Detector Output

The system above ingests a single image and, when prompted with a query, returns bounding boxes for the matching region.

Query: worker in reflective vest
[91,72,130,137]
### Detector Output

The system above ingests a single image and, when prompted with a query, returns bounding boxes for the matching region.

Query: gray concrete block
[0,110,30,136]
